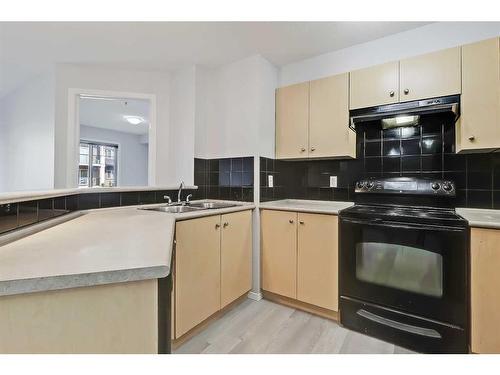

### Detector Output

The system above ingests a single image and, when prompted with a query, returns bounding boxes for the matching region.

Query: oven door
[339,217,468,327]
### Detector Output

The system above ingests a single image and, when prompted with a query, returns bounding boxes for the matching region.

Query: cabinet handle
[310,147,316,152]
[299,221,305,225]
[289,219,294,224]
[468,135,475,142]
[403,88,409,95]
[300,147,306,152]
[215,223,220,229]
[223,222,229,228]
[389,90,395,97]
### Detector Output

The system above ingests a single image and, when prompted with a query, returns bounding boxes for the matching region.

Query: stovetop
[341,177,467,226]
[340,204,468,227]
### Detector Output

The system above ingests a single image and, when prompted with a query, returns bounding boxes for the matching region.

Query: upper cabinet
[275,82,309,159]
[399,47,461,102]
[276,73,355,160]
[278,37,499,157]
[309,73,355,158]
[350,61,400,109]
[457,37,500,152]
[349,47,461,109]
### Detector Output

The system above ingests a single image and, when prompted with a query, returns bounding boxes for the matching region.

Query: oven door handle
[357,309,442,339]
[341,218,464,232]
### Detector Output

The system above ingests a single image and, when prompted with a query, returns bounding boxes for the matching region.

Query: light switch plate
[330,176,337,188]
[268,175,274,188]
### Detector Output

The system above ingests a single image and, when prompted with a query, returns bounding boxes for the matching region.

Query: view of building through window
[79,141,118,187]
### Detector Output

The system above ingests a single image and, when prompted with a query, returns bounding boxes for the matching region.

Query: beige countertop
[0,200,254,296]
[0,185,198,205]
[456,207,500,229]
[259,199,354,214]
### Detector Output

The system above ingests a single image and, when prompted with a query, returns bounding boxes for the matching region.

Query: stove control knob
[442,182,454,192]
[431,182,440,191]
[356,181,365,189]
[366,181,374,189]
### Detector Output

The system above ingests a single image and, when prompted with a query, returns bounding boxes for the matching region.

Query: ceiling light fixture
[124,116,145,125]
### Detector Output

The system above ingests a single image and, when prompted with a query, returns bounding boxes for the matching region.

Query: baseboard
[262,290,339,322]
[247,291,262,301]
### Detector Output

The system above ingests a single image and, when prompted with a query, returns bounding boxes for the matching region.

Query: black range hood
[349,95,460,131]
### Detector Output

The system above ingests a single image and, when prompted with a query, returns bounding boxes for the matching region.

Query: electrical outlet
[268,175,274,188]
[330,176,337,188]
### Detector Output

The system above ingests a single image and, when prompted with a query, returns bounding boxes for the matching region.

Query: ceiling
[79,96,150,135]
[0,22,431,97]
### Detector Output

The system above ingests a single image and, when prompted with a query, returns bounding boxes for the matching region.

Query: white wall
[194,65,215,159]
[279,22,500,87]
[80,125,148,186]
[192,56,277,297]
[0,72,55,192]
[194,55,278,159]
[53,64,179,188]
[255,57,278,158]
[169,66,196,184]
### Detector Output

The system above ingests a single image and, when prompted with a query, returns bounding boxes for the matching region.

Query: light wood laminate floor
[174,299,415,354]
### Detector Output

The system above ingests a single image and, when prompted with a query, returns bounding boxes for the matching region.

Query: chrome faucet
[177,180,185,203]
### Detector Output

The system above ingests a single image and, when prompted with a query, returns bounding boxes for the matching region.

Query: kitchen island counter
[0,201,254,297]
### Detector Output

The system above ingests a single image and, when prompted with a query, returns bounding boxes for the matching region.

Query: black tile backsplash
[77,193,101,210]
[100,192,121,208]
[261,112,500,209]
[194,157,254,202]
[0,203,18,233]
[18,201,38,227]
[38,198,56,221]
[121,192,139,206]
[0,188,198,236]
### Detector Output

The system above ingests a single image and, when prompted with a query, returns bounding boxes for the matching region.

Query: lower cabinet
[470,227,500,353]
[220,211,253,308]
[174,215,221,338]
[261,209,339,312]
[261,210,297,298]
[297,213,338,311]
[173,210,252,339]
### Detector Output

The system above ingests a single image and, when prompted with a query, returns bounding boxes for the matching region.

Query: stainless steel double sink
[141,201,238,214]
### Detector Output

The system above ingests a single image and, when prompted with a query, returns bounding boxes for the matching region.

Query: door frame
[67,88,157,188]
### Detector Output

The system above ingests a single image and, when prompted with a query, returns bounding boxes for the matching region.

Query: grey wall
[80,125,148,187]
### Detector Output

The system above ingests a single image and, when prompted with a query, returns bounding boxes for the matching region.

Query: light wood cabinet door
[457,37,500,152]
[297,213,338,311]
[309,73,355,158]
[220,210,253,308]
[399,46,461,102]
[349,61,399,109]
[261,209,297,298]
[471,227,500,353]
[276,82,309,159]
[174,215,221,338]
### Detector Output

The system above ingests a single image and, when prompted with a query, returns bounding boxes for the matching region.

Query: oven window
[355,242,443,297]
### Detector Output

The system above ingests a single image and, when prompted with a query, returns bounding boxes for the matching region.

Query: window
[79,141,118,187]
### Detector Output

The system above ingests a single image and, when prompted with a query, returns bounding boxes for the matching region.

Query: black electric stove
[339,177,469,353]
